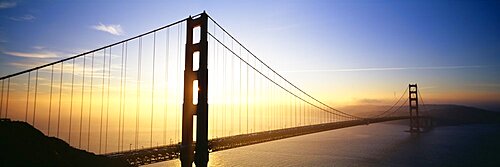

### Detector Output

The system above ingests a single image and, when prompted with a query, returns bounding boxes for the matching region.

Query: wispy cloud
[0,2,16,9]
[357,98,384,104]
[420,86,437,90]
[91,23,124,36]
[4,49,79,71]
[266,23,300,32]
[8,62,46,69]
[33,46,45,50]
[281,65,485,73]
[465,83,500,88]
[3,51,59,58]
[9,14,36,21]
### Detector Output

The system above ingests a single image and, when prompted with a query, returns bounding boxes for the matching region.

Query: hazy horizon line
[281,65,485,73]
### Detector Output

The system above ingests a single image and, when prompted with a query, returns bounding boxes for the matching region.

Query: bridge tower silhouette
[409,84,420,132]
[181,13,209,167]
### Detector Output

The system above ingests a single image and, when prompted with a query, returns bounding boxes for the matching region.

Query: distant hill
[341,104,500,126]
[417,104,500,126]
[0,119,130,167]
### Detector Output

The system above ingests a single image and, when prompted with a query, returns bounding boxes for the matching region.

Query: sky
[1,0,500,111]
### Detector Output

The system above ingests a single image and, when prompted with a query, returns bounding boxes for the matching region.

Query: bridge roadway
[105,116,432,166]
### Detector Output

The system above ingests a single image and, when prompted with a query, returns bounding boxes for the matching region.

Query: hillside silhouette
[0,119,130,167]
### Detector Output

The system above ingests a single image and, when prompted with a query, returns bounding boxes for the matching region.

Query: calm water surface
[146,121,500,167]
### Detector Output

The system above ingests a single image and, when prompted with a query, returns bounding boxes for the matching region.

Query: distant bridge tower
[181,12,209,167]
[408,84,420,132]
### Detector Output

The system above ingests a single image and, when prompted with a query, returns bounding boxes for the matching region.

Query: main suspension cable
[208,32,353,120]
[207,16,361,120]
[372,87,408,118]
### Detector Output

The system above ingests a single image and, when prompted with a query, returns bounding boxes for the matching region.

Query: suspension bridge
[0,12,432,166]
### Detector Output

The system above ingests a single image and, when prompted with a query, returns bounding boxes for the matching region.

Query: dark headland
[0,119,130,167]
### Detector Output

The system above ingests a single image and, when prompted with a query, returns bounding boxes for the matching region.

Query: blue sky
[1,0,499,110]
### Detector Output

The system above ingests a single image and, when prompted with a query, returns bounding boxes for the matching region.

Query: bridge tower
[408,84,420,133]
[181,12,209,167]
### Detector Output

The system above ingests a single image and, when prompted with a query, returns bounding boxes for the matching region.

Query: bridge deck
[105,116,422,166]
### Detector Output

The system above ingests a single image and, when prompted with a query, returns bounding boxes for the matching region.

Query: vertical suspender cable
[267,74,274,130]
[253,54,256,132]
[273,75,276,129]
[263,70,267,129]
[5,79,10,118]
[175,24,183,142]
[417,89,427,113]
[25,72,31,121]
[117,46,123,152]
[105,47,112,153]
[267,71,270,129]
[33,70,38,126]
[214,26,219,137]
[301,99,304,125]
[79,55,86,148]
[239,45,242,134]
[299,96,301,126]
[272,73,274,129]
[289,93,292,127]
[294,95,296,126]
[151,32,156,148]
[212,30,216,138]
[270,74,273,129]
[48,65,55,135]
[175,23,180,143]
[99,49,106,153]
[209,30,213,138]
[222,33,226,136]
[57,62,64,137]
[121,42,129,151]
[136,37,142,150]
[88,53,95,150]
[246,49,249,133]
[212,27,217,138]
[118,43,125,152]
[259,64,263,131]
[0,80,3,118]
[179,22,183,142]
[272,75,275,129]
[69,59,75,144]
[269,71,271,127]
[164,28,169,145]
[230,40,234,135]
[269,72,272,129]
[283,88,285,128]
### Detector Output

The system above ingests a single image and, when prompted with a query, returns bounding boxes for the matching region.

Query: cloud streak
[92,23,124,35]
[9,14,36,21]
[3,51,59,58]
[0,2,16,9]
[281,65,485,73]
[357,98,384,104]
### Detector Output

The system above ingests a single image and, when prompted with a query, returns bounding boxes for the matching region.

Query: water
[146,121,500,167]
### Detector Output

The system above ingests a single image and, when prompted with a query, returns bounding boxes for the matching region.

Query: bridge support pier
[181,12,209,167]
[409,84,420,133]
